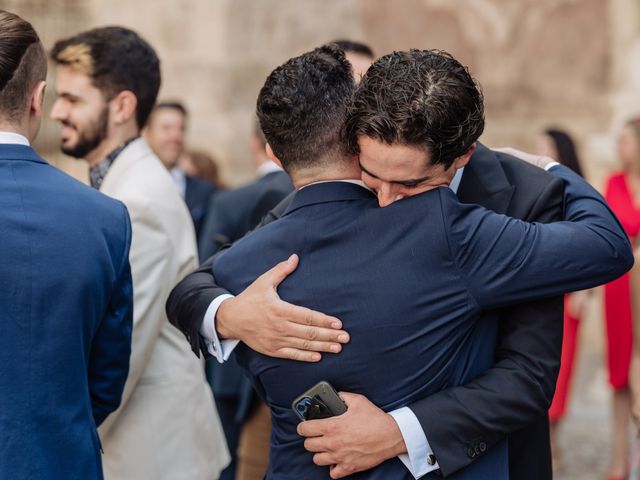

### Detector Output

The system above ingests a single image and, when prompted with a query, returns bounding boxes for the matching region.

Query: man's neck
[0,122,31,143]
[291,160,361,190]
[86,124,139,167]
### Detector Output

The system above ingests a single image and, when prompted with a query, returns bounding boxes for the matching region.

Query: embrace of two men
[167,46,634,479]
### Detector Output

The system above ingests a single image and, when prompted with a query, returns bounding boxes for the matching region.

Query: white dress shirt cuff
[389,407,440,479]
[544,161,560,171]
[200,294,240,362]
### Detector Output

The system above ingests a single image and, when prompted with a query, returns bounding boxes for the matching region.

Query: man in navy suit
[174,46,631,479]
[0,11,133,480]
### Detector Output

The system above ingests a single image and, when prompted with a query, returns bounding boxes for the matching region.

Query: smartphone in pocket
[291,381,347,421]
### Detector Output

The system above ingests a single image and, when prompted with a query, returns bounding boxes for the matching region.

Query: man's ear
[265,143,283,169]
[452,142,476,169]
[30,80,46,118]
[110,90,138,126]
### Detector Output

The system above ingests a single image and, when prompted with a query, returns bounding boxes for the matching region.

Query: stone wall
[5,0,640,188]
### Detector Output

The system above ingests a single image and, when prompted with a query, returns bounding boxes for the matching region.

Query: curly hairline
[256,44,355,173]
[346,49,485,168]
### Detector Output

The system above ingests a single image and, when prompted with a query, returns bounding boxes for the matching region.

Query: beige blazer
[98,138,229,479]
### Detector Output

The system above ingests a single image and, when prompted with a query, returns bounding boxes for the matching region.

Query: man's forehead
[54,65,99,96]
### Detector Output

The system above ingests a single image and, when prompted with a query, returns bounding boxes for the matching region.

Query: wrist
[384,413,408,458]
[215,298,236,340]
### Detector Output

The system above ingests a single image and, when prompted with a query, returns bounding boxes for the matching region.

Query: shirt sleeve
[199,294,240,362]
[389,407,440,478]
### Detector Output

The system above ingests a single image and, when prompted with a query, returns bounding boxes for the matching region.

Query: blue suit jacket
[212,166,632,479]
[199,170,293,421]
[0,145,133,480]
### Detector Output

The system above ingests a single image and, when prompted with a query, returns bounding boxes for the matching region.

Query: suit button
[479,442,487,453]
[467,447,476,458]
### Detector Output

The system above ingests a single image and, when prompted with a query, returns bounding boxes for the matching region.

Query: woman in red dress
[537,128,587,470]
[604,118,640,480]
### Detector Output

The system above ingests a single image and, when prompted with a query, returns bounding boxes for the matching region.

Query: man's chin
[61,142,87,160]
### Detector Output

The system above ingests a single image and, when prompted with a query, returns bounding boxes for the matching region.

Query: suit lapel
[100,138,151,195]
[458,143,515,214]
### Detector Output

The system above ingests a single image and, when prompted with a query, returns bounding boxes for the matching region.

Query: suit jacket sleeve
[198,194,235,262]
[89,203,134,426]
[446,165,632,305]
[166,192,295,357]
[411,177,564,476]
[99,200,176,437]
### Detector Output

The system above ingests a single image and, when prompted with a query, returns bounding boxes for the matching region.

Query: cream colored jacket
[98,138,229,479]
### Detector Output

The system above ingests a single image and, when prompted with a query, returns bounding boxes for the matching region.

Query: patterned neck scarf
[89,137,139,190]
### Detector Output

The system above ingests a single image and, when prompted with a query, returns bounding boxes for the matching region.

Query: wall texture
[3,0,640,188]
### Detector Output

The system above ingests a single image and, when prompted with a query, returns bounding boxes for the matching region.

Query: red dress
[549,295,580,420]
[604,173,640,390]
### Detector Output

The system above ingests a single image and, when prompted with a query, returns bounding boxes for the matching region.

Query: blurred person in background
[603,117,640,480]
[144,102,219,242]
[332,39,375,81]
[536,128,589,471]
[0,10,134,480]
[181,149,226,189]
[198,120,293,480]
[629,245,640,479]
[50,26,229,479]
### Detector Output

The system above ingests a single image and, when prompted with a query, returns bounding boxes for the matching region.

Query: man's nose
[50,100,65,120]
[377,184,404,207]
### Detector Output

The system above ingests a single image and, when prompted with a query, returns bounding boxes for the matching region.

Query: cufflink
[427,454,436,466]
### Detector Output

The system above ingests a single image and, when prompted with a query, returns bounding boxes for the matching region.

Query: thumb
[262,253,299,287]
[337,391,360,407]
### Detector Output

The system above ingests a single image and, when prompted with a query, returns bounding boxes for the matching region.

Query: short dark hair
[147,101,187,127]
[346,49,485,169]
[51,26,161,129]
[0,10,46,123]
[153,101,188,117]
[544,128,583,177]
[256,44,354,174]
[331,39,374,59]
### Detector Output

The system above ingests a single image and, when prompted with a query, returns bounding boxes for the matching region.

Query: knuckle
[306,326,318,340]
[302,340,311,351]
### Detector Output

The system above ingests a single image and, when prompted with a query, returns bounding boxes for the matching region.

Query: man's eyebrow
[359,161,430,186]
[57,91,80,101]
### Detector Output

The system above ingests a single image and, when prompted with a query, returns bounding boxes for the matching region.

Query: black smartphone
[291,381,348,421]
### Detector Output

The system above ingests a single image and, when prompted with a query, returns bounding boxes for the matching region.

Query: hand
[216,254,350,362]
[298,392,406,479]
[493,147,556,169]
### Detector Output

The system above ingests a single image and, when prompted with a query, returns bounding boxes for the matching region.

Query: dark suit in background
[0,144,133,480]
[197,166,293,480]
[210,165,630,479]
[198,169,293,260]
[184,174,219,243]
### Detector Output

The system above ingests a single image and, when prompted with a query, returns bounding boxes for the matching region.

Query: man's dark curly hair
[256,44,354,174]
[345,49,485,169]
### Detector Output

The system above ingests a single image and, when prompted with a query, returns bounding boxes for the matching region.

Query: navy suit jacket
[185,175,218,242]
[211,166,632,479]
[0,145,133,480]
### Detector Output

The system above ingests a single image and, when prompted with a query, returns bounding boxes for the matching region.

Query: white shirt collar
[170,166,187,199]
[0,131,30,146]
[257,160,283,177]
[450,166,464,194]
